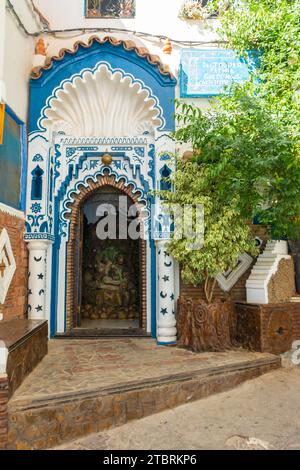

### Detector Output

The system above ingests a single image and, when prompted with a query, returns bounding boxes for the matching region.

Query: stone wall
[236,302,300,355]
[0,209,28,321]
[268,258,296,303]
[5,320,48,397]
[0,375,8,450]
[7,355,280,450]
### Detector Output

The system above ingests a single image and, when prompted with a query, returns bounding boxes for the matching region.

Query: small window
[160,165,172,192]
[31,165,44,201]
[85,0,136,19]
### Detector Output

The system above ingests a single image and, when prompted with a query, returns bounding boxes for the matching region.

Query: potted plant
[159,157,258,352]
[213,0,300,294]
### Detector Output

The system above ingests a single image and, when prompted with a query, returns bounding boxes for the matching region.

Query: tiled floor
[10,338,278,405]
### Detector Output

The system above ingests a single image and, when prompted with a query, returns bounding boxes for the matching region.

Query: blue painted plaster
[30,41,176,133]
[0,105,26,211]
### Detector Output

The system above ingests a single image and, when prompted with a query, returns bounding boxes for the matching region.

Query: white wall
[35,0,219,40]
[1,0,40,121]
[33,0,218,117]
[1,0,221,121]
[35,0,220,72]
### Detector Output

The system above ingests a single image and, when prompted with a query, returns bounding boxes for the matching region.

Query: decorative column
[27,241,51,320]
[156,240,177,345]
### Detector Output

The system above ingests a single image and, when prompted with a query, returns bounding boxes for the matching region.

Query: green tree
[159,153,258,303]
[215,0,300,160]
[215,0,300,236]
[159,87,300,301]
[159,1,300,302]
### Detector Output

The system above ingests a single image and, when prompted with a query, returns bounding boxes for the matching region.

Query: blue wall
[0,106,26,210]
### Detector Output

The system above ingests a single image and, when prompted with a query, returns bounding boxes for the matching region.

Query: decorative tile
[216,253,253,292]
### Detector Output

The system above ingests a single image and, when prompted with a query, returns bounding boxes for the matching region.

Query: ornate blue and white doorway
[67,179,148,335]
[26,37,178,343]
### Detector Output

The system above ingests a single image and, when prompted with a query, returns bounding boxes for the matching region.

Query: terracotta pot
[177,297,237,352]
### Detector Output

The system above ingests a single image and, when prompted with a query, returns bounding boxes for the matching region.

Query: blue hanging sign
[180,49,257,98]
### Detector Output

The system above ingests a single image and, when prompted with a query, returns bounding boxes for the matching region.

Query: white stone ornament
[216,253,253,293]
[0,228,17,304]
[41,63,163,137]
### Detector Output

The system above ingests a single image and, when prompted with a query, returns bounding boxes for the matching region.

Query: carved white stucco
[216,253,253,293]
[0,203,25,220]
[41,62,163,137]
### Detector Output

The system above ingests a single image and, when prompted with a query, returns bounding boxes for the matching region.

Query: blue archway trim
[31,40,176,88]
[29,40,176,133]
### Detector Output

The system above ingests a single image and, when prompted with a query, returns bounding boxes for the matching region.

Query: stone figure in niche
[81,217,140,322]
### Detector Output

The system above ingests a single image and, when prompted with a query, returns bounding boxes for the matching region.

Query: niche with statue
[80,189,141,322]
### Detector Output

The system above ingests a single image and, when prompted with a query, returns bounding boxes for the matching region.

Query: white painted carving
[41,63,163,137]
[0,202,25,220]
[246,240,290,304]
[217,253,253,292]
[0,229,17,304]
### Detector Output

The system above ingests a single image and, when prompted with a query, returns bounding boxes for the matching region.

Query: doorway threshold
[55,328,151,339]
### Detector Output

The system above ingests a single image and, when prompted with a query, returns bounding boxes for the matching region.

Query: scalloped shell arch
[41,63,163,137]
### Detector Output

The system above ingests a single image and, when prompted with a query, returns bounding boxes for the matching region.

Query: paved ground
[10,339,276,403]
[56,368,300,450]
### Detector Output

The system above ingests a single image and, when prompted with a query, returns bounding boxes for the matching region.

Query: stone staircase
[246,241,291,304]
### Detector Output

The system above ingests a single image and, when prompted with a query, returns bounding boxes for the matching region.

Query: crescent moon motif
[34,257,42,262]
[164,261,172,268]
[160,291,167,299]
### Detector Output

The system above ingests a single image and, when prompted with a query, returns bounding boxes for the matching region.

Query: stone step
[252,264,276,274]
[246,280,267,287]
[7,346,281,450]
[255,259,277,264]
[249,273,268,280]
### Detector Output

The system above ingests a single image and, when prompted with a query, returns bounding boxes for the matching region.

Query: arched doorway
[67,181,148,336]
[79,186,141,332]
[26,37,177,341]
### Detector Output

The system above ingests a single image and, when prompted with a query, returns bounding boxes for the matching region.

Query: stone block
[236,302,300,354]
[1,319,48,397]
[0,375,8,450]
